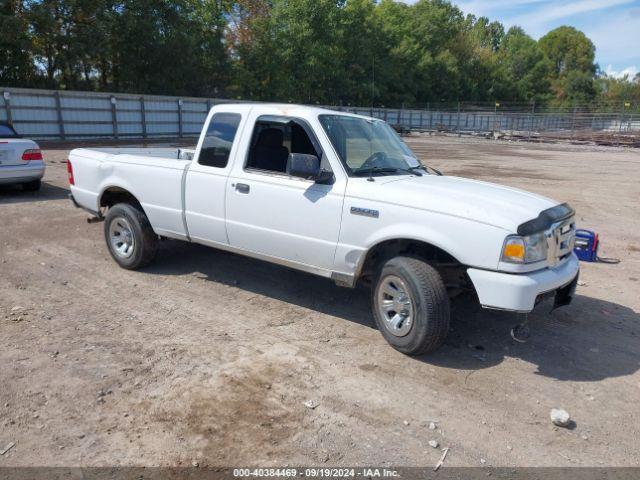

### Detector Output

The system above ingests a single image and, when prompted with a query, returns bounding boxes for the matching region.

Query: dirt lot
[1,135,639,468]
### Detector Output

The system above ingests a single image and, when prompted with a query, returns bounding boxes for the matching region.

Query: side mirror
[288,153,321,180]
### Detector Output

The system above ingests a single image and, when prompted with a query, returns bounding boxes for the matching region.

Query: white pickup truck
[69,103,579,355]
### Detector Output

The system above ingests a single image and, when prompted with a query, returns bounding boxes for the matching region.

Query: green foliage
[597,74,640,106]
[539,26,595,76]
[109,0,228,95]
[0,0,626,108]
[538,26,596,104]
[497,26,551,102]
[1,0,36,85]
[14,0,228,95]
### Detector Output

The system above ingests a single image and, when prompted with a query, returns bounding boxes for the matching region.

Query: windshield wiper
[397,166,423,176]
[354,166,423,181]
[408,165,426,175]
[353,166,397,181]
[408,165,443,176]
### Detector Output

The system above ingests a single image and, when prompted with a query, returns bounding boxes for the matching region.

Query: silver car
[0,122,45,191]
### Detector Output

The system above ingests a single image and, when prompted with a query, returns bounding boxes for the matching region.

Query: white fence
[0,87,239,140]
[2,87,639,146]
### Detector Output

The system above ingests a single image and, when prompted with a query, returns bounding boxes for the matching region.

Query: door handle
[235,183,250,194]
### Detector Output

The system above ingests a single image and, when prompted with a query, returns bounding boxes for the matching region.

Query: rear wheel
[104,203,158,269]
[22,179,41,191]
[372,256,450,355]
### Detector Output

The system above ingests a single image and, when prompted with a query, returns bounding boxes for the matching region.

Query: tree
[498,26,551,102]
[0,0,36,86]
[539,26,595,76]
[231,0,348,104]
[226,0,279,100]
[109,0,226,95]
[597,73,640,106]
[539,26,596,103]
[25,0,66,87]
[469,15,504,52]
[339,0,381,106]
[1,0,614,108]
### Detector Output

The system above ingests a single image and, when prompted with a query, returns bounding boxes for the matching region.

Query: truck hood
[349,174,559,233]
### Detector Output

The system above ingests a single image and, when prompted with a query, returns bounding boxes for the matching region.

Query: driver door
[225,113,346,272]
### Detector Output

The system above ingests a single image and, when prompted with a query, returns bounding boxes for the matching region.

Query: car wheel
[372,256,450,355]
[22,180,41,191]
[104,203,158,270]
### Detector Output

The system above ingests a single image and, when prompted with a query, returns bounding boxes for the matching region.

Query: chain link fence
[2,87,639,146]
[336,101,640,147]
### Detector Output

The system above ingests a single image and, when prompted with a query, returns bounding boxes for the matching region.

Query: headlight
[501,233,548,264]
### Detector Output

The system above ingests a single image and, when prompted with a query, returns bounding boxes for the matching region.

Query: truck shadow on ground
[0,182,69,204]
[428,294,640,382]
[148,240,639,383]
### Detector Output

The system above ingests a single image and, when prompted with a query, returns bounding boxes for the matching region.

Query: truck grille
[546,217,576,266]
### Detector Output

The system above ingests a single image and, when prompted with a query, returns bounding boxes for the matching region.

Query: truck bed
[69,147,196,240]
[76,147,196,161]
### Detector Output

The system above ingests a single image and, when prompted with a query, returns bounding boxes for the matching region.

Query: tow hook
[510,313,531,343]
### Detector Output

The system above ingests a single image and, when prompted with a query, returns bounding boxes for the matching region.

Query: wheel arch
[355,237,470,292]
[99,185,145,214]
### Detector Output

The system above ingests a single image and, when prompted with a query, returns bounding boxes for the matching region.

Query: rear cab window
[198,113,241,168]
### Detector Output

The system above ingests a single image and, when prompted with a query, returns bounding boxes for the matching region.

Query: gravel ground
[1,135,639,468]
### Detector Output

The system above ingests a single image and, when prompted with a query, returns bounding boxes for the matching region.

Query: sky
[405,0,640,79]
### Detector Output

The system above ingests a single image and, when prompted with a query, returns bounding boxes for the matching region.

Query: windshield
[319,114,421,175]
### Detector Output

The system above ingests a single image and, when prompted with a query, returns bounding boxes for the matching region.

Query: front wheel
[372,256,450,355]
[104,203,158,270]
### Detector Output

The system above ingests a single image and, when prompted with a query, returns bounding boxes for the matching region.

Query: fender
[337,218,510,282]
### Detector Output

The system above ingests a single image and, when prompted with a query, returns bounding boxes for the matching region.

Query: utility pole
[528,100,535,140]
[371,55,375,116]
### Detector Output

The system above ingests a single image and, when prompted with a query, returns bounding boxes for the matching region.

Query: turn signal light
[501,236,526,263]
[504,243,525,259]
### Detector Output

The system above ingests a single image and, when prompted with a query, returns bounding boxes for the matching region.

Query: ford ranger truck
[68,104,579,355]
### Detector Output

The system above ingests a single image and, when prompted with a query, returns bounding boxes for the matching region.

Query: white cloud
[604,64,639,79]
[456,0,550,16]
[509,0,636,27]
[582,8,640,66]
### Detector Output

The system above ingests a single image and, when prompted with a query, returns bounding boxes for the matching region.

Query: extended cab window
[198,113,241,168]
[245,116,324,174]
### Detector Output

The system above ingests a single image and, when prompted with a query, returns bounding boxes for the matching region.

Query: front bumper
[467,253,580,312]
[0,162,45,185]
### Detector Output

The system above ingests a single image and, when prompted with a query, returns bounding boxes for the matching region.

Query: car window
[198,113,241,168]
[0,124,18,138]
[245,116,324,174]
[319,115,419,175]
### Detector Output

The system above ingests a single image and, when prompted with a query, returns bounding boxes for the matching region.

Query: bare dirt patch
[1,136,639,468]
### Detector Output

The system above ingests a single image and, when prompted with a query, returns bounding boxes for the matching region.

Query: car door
[184,109,247,245]
[225,112,346,272]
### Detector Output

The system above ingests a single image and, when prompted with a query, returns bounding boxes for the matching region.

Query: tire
[372,256,450,355]
[104,203,158,270]
[22,179,41,191]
